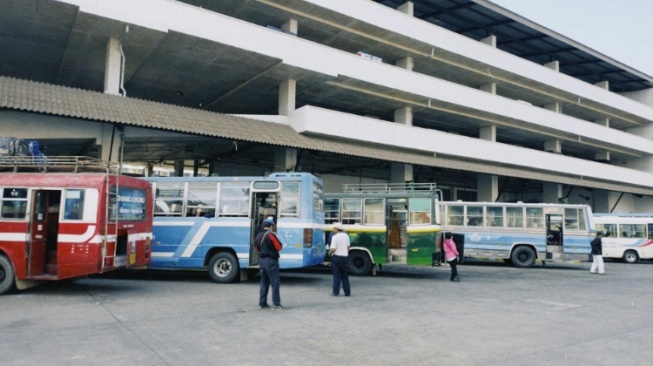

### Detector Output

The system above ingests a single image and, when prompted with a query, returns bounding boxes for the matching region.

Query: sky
[490,0,653,76]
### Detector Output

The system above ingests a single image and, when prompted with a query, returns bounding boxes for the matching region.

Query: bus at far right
[593,213,653,263]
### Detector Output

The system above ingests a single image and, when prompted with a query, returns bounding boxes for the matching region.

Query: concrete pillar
[542,102,562,154]
[593,190,610,213]
[393,106,413,181]
[477,174,498,202]
[278,79,296,116]
[480,83,496,94]
[174,160,185,177]
[481,35,497,47]
[390,163,413,184]
[394,106,413,126]
[274,147,297,172]
[209,161,219,176]
[544,60,560,71]
[193,159,201,177]
[397,1,414,16]
[544,103,561,113]
[396,57,414,71]
[104,37,122,95]
[281,19,298,34]
[98,124,122,163]
[594,151,610,162]
[146,163,154,177]
[595,81,609,90]
[542,182,562,203]
[593,118,610,161]
[594,118,609,128]
[544,140,562,154]
[478,126,498,201]
[479,125,496,141]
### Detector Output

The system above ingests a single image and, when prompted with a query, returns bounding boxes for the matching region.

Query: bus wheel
[348,251,372,276]
[208,252,239,283]
[0,255,17,295]
[623,250,639,264]
[511,246,535,268]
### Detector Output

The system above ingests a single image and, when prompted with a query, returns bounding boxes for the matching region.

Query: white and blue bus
[440,201,595,268]
[593,213,653,263]
[145,172,326,283]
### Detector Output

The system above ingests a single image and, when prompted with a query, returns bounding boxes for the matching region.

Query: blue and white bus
[593,213,653,263]
[145,172,326,283]
[440,201,595,268]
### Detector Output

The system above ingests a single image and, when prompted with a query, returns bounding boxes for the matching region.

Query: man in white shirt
[329,222,351,296]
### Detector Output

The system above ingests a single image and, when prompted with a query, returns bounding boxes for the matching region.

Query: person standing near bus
[443,232,460,282]
[329,222,351,296]
[255,217,284,310]
[590,231,605,275]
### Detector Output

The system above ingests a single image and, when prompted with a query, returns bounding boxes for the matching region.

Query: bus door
[546,214,564,261]
[386,198,408,264]
[28,190,60,276]
[249,187,279,267]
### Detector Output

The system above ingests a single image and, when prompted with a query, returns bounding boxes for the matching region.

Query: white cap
[332,222,344,231]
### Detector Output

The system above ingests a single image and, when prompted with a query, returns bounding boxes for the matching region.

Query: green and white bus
[324,183,443,275]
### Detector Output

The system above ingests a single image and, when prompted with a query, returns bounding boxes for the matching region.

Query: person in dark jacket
[590,231,605,275]
[255,217,284,310]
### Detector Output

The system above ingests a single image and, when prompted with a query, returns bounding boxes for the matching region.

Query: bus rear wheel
[0,255,17,295]
[511,246,536,268]
[348,251,372,276]
[623,250,639,264]
[208,252,239,283]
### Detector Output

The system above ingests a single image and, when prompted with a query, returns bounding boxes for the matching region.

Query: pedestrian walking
[590,231,605,275]
[254,217,284,310]
[443,232,460,282]
[329,222,351,296]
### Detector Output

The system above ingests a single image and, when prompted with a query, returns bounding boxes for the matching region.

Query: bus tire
[0,255,17,295]
[348,251,372,276]
[623,250,639,264]
[208,252,239,284]
[511,246,536,268]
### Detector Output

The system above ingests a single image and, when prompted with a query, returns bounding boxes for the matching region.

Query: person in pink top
[443,232,460,282]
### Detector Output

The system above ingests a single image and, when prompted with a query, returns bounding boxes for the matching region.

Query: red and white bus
[0,157,153,294]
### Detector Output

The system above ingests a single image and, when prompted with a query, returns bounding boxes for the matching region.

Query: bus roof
[1,173,150,189]
[145,172,322,183]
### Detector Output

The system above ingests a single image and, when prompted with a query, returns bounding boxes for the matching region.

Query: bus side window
[365,198,385,225]
[466,206,483,226]
[342,198,362,225]
[154,182,186,217]
[155,199,170,215]
[1,188,28,219]
[408,198,430,225]
[324,198,341,225]
[64,189,85,220]
[447,205,464,226]
[1,200,28,219]
[219,181,249,217]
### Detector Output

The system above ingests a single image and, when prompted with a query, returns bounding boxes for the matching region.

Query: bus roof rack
[0,156,119,174]
[342,182,438,193]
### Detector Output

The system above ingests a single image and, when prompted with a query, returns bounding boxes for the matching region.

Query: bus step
[46,251,57,264]
[46,263,57,275]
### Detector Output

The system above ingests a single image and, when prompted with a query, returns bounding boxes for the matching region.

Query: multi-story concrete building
[1,0,651,212]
